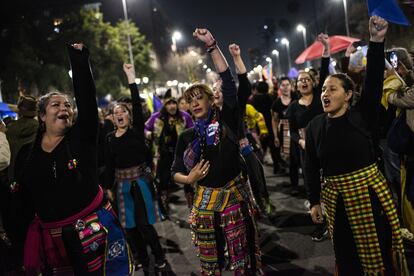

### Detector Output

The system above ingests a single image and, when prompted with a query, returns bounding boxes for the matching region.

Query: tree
[0,8,153,102]
[161,46,208,84]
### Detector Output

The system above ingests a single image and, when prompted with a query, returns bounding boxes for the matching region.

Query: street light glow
[272,49,279,56]
[206,68,212,73]
[198,59,203,64]
[265,57,272,63]
[172,31,182,41]
[296,24,305,32]
[281,38,289,46]
[203,64,208,69]
[142,77,149,84]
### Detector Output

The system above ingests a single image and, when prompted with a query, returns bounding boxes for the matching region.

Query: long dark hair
[159,100,183,123]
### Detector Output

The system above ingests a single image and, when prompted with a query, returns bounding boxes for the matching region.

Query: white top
[0,132,11,171]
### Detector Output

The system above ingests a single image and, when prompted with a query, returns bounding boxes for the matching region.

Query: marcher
[6,95,39,180]
[272,77,300,196]
[145,97,193,216]
[306,17,408,275]
[104,63,166,272]
[13,44,132,275]
[172,29,261,275]
[287,32,330,242]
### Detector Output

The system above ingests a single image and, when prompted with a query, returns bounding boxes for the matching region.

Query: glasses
[298,78,312,83]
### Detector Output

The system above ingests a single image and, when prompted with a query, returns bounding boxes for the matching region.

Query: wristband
[206,40,217,53]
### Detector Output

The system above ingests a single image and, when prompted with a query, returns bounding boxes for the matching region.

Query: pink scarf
[24,187,103,275]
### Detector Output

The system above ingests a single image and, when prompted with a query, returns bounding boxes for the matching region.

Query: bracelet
[206,40,217,53]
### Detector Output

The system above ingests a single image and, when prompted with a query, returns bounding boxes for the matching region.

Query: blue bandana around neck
[183,108,220,171]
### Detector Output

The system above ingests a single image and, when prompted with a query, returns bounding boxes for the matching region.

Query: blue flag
[368,0,410,25]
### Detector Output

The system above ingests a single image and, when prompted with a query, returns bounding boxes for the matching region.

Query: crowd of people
[0,15,412,276]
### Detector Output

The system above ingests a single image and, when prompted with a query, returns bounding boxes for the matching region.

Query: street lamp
[335,0,350,36]
[281,38,292,71]
[121,0,134,66]
[272,49,281,75]
[297,24,310,67]
[171,31,182,52]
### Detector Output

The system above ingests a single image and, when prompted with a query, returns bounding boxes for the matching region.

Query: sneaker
[303,200,310,210]
[265,200,276,216]
[311,225,328,242]
[154,260,167,270]
[401,228,414,241]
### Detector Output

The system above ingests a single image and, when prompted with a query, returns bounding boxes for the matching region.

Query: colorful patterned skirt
[188,175,261,275]
[322,163,408,275]
[24,187,132,275]
[279,119,290,158]
[115,164,163,227]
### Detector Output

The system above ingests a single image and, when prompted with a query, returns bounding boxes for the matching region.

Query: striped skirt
[188,175,261,275]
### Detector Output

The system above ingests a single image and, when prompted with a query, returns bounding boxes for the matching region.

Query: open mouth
[57,114,69,120]
[322,98,331,108]
[117,118,124,124]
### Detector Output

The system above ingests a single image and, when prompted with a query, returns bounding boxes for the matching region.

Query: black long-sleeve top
[172,68,241,188]
[15,46,99,222]
[305,41,385,206]
[287,57,330,144]
[237,72,251,139]
[104,83,152,189]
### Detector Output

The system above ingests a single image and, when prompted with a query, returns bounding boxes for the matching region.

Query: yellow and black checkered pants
[322,163,408,275]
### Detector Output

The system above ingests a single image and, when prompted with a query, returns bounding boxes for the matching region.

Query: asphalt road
[137,164,414,275]
[137,165,337,276]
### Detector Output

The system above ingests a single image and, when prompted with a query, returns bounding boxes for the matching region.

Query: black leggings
[125,225,164,265]
[333,189,394,276]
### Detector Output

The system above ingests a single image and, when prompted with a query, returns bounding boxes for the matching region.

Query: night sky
[102,0,353,71]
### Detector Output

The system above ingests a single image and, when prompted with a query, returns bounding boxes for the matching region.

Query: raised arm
[316,33,331,94]
[356,16,387,131]
[123,64,145,137]
[67,44,98,143]
[194,28,239,133]
[229,44,251,113]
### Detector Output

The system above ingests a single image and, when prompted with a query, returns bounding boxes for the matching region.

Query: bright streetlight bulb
[203,64,208,69]
[198,59,203,64]
[272,49,279,56]
[296,24,305,32]
[265,57,272,63]
[206,68,212,73]
[142,77,149,84]
[172,31,182,41]
[281,38,289,46]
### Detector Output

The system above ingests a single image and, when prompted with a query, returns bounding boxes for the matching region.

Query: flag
[152,95,162,112]
[368,0,410,25]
